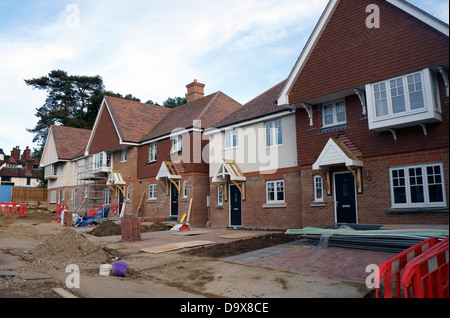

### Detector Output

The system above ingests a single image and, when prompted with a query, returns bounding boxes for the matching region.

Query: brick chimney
[186,79,205,104]
[11,146,20,160]
[22,147,32,160]
[25,160,33,176]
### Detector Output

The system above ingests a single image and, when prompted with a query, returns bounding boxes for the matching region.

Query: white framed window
[84,186,89,199]
[314,175,324,202]
[218,188,223,206]
[148,184,157,201]
[93,152,103,170]
[50,190,57,204]
[103,188,111,205]
[225,129,238,149]
[265,119,283,147]
[366,68,442,131]
[44,164,58,178]
[266,179,285,204]
[183,180,188,199]
[389,163,446,208]
[127,185,130,201]
[121,148,128,162]
[171,135,182,153]
[322,100,346,127]
[148,143,157,162]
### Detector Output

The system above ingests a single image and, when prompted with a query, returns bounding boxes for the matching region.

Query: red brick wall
[89,106,120,155]
[210,168,302,230]
[289,0,449,104]
[300,149,449,228]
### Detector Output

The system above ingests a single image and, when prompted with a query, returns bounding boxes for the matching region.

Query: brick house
[40,126,91,210]
[84,95,171,216]
[206,80,302,229]
[0,146,40,187]
[137,80,242,227]
[277,0,449,227]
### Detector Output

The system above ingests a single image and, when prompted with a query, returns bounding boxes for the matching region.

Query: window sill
[146,199,157,203]
[310,202,325,207]
[214,205,224,210]
[147,160,157,164]
[386,207,448,214]
[262,203,287,208]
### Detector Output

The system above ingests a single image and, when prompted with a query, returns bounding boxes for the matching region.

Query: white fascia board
[387,0,449,36]
[203,110,294,136]
[277,0,339,107]
[39,127,59,167]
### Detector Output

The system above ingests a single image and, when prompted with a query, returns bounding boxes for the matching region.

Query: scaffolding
[73,155,111,215]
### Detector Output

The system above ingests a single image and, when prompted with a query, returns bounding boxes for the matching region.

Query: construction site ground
[0,207,396,299]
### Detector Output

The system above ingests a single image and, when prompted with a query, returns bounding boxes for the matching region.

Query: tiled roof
[141,91,242,142]
[51,125,92,160]
[212,80,289,128]
[105,96,172,143]
[0,167,39,178]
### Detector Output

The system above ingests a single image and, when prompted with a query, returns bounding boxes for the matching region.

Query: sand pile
[88,220,173,237]
[31,228,109,265]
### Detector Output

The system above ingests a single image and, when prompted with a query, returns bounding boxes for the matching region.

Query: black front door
[230,184,242,227]
[170,182,178,217]
[335,172,357,223]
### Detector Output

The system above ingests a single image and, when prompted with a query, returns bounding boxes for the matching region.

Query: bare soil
[0,208,368,298]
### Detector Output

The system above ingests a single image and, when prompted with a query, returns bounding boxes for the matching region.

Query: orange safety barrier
[0,202,26,217]
[376,237,440,298]
[56,204,68,217]
[401,236,449,298]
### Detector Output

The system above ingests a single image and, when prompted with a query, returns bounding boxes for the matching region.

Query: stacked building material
[285,226,449,253]
[121,215,141,242]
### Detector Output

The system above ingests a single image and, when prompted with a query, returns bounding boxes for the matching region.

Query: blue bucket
[111,261,129,276]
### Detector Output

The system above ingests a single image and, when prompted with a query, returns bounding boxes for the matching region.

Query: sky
[0,0,448,156]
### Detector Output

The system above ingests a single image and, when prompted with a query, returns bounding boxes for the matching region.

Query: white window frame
[314,175,324,202]
[103,188,111,205]
[389,162,446,208]
[121,148,128,163]
[183,180,188,199]
[265,118,283,147]
[266,179,285,204]
[44,164,58,178]
[148,143,157,162]
[171,135,182,153]
[366,68,442,131]
[217,187,223,206]
[148,184,157,201]
[93,152,103,170]
[126,185,130,201]
[322,100,347,128]
[50,190,57,204]
[225,129,238,149]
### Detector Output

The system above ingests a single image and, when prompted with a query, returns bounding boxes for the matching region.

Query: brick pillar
[63,211,73,227]
[121,215,141,242]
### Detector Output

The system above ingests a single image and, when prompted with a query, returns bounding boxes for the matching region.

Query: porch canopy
[107,171,126,197]
[312,138,363,194]
[212,159,246,201]
[156,161,182,194]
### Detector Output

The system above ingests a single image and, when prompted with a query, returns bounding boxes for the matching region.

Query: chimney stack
[186,79,205,104]
[22,147,32,160]
[11,146,21,160]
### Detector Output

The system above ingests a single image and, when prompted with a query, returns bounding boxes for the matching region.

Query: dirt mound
[89,220,121,237]
[184,233,303,258]
[88,221,173,237]
[31,228,109,265]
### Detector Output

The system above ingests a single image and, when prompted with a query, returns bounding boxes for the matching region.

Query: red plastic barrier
[56,204,68,216]
[0,202,26,217]
[401,237,449,298]
[375,237,440,298]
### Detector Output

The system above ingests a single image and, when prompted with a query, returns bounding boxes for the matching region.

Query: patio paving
[223,239,396,283]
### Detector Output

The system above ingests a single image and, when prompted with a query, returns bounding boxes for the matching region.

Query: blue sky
[0,0,448,155]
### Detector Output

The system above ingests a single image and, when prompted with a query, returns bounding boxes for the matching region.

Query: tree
[162,96,187,108]
[25,70,142,147]
[25,70,104,146]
